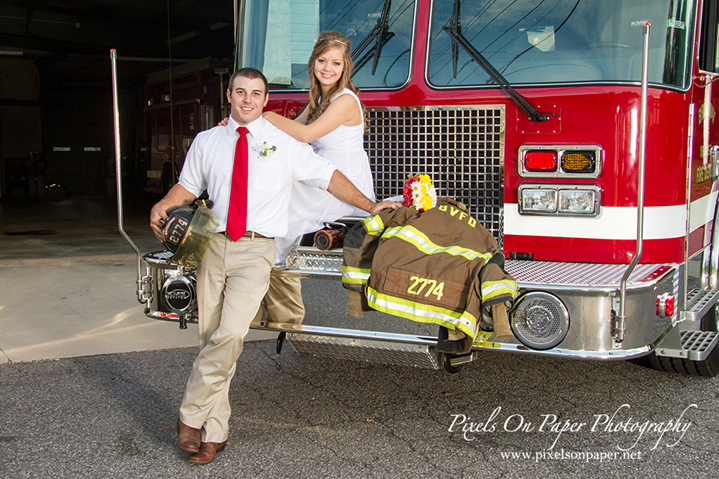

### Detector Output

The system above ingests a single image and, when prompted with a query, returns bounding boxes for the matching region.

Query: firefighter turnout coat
[341,198,518,341]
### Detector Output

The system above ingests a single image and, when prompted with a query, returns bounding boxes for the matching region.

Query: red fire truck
[114,0,719,376]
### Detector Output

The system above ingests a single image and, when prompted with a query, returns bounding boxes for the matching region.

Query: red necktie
[226,126,249,241]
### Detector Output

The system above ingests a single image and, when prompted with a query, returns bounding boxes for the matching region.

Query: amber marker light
[562,151,595,173]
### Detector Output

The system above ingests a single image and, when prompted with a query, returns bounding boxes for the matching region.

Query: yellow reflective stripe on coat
[382,225,493,262]
[363,215,385,236]
[481,280,519,302]
[366,287,478,339]
[459,310,480,338]
[341,266,370,284]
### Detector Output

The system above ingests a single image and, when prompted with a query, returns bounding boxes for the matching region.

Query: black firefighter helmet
[160,199,218,268]
[162,205,195,253]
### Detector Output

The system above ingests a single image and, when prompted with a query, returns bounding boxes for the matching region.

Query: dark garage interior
[0,0,235,203]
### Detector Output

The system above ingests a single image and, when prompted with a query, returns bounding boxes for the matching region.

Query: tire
[637,307,719,377]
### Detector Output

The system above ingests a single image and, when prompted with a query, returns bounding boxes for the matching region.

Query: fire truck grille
[365,106,505,242]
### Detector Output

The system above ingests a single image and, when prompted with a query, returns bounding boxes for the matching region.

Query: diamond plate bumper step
[285,247,343,277]
[284,248,680,288]
[287,333,443,369]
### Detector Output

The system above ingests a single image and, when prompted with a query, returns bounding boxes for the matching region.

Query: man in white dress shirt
[149,67,398,465]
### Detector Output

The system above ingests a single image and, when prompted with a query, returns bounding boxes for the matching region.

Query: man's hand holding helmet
[149,184,197,242]
[150,205,169,242]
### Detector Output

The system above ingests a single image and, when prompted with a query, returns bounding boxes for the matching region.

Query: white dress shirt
[179,116,337,238]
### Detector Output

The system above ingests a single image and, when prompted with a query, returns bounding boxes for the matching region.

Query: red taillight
[524,151,558,171]
[656,293,675,318]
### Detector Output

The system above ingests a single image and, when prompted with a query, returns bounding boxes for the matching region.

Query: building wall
[41,85,114,197]
[0,59,42,199]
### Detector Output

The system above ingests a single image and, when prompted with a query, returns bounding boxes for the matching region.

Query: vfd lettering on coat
[381,268,468,310]
[438,204,477,228]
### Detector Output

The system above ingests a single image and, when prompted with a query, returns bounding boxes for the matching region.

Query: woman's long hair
[305,31,364,128]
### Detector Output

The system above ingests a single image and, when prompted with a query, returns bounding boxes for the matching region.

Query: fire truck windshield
[429,0,695,89]
[238,0,415,89]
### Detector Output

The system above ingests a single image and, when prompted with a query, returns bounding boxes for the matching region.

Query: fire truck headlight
[519,185,600,216]
[520,188,557,213]
[558,188,598,215]
[511,292,570,350]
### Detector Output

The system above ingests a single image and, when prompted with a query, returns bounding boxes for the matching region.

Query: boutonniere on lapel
[253,142,277,157]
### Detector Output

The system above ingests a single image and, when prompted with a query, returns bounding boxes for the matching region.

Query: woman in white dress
[219,31,378,330]
[262,30,375,264]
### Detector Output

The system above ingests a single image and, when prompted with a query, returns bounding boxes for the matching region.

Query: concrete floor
[0,193,274,364]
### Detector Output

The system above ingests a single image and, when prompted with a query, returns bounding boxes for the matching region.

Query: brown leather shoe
[177,420,201,453]
[188,441,226,465]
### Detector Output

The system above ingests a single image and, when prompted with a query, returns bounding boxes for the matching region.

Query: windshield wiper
[352,0,395,76]
[449,0,461,78]
[443,1,550,123]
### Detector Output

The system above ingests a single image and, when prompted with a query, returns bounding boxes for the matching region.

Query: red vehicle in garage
[143,58,231,194]
[115,0,719,375]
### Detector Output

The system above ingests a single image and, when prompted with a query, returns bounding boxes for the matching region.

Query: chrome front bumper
[142,243,709,363]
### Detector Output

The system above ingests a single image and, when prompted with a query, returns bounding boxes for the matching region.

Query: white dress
[274,88,376,264]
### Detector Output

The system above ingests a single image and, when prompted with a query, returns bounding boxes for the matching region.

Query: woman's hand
[217,117,229,127]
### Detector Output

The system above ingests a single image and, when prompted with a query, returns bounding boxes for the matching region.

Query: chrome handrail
[616,21,651,342]
[111,49,148,305]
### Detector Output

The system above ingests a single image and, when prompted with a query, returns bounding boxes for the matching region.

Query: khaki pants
[179,233,275,443]
[252,272,305,326]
